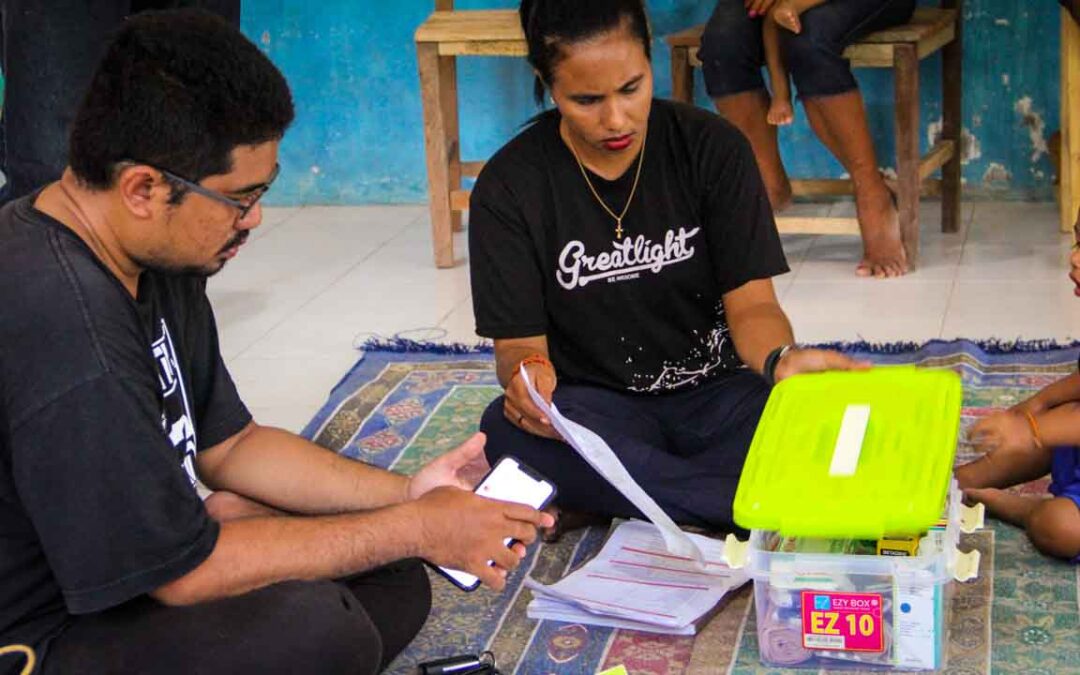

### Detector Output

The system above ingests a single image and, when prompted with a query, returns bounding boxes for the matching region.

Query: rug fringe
[359,336,494,354]
[809,337,1080,355]
[359,336,1080,356]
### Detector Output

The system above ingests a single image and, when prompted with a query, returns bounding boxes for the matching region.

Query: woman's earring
[550,95,556,105]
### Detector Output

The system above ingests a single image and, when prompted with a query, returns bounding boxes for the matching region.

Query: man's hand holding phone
[404,433,556,591]
[410,486,552,590]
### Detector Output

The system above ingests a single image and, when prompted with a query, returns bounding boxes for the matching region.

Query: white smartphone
[435,455,557,592]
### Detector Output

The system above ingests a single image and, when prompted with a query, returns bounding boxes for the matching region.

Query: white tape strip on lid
[829,404,871,477]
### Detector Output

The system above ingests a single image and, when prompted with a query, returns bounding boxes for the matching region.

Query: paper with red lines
[525,521,748,633]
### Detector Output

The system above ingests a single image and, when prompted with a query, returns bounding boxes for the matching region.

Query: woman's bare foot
[772,1,803,33]
[854,185,908,278]
[767,98,794,126]
[964,487,1043,527]
[966,489,1080,559]
[540,505,612,543]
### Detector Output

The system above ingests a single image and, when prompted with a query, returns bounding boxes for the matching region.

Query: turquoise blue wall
[243,1,1061,205]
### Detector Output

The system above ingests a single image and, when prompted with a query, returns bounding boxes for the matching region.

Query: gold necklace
[566,129,647,240]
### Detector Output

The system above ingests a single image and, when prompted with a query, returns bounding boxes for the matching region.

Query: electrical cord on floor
[0,644,36,675]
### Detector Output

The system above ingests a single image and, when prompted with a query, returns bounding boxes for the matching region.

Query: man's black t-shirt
[0,195,252,658]
[470,99,788,393]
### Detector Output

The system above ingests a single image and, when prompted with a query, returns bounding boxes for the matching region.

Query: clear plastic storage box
[741,487,981,671]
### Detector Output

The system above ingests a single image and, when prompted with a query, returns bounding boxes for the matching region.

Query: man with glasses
[158,163,280,221]
[0,10,550,674]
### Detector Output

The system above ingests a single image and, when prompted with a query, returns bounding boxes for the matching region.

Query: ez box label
[800,591,884,652]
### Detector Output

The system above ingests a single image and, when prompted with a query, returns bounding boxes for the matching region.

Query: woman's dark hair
[69,9,294,192]
[519,0,651,106]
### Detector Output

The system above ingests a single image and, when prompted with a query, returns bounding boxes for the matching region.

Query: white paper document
[527,596,697,635]
[526,521,749,634]
[520,365,704,562]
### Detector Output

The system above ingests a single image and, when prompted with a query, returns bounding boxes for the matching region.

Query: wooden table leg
[417,42,455,268]
[1061,7,1080,234]
[940,0,962,234]
[671,45,693,104]
[894,43,920,268]
[440,54,464,234]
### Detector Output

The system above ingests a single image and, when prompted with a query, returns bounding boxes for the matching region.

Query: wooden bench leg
[440,54,464,234]
[940,1,962,234]
[894,43,920,268]
[1062,7,1080,233]
[417,43,456,268]
[671,45,693,104]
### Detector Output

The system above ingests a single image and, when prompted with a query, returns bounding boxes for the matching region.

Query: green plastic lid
[733,366,962,539]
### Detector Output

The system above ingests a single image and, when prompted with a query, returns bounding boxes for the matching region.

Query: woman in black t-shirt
[469,0,865,530]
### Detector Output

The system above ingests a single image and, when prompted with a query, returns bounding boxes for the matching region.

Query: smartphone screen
[437,456,556,591]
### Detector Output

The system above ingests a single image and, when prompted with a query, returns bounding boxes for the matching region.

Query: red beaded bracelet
[507,354,553,387]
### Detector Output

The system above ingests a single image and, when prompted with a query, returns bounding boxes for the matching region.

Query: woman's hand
[503,360,562,440]
[773,348,871,382]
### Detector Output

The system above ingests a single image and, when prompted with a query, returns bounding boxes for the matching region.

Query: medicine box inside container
[744,502,977,672]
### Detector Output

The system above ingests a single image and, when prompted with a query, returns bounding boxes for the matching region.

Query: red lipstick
[603,134,633,151]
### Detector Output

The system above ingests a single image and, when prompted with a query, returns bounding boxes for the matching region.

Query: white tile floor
[207,200,1078,432]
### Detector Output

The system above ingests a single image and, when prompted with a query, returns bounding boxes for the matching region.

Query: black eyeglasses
[151,163,279,220]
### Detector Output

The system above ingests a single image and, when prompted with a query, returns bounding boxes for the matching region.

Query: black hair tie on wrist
[763,345,793,387]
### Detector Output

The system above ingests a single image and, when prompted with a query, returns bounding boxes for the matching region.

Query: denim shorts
[699,0,916,99]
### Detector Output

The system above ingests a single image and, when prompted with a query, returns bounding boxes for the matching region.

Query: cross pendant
[615,219,623,240]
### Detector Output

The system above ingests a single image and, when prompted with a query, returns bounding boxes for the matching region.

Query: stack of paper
[526,521,749,635]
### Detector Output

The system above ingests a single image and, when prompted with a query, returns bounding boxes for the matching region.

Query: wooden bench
[666,3,963,267]
[416,3,962,268]
[415,3,527,267]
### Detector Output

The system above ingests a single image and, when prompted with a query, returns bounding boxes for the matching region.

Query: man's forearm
[728,303,795,374]
[198,424,409,515]
[153,504,419,606]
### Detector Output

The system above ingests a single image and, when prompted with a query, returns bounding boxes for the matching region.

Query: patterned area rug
[301,340,1080,674]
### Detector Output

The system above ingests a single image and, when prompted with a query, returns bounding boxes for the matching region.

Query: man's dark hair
[519,0,651,106]
[69,9,294,191]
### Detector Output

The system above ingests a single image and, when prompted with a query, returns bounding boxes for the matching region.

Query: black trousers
[41,559,431,675]
[0,0,240,202]
[480,371,770,530]
[699,0,916,99]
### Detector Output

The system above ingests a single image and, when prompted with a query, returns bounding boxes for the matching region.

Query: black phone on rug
[435,456,557,592]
